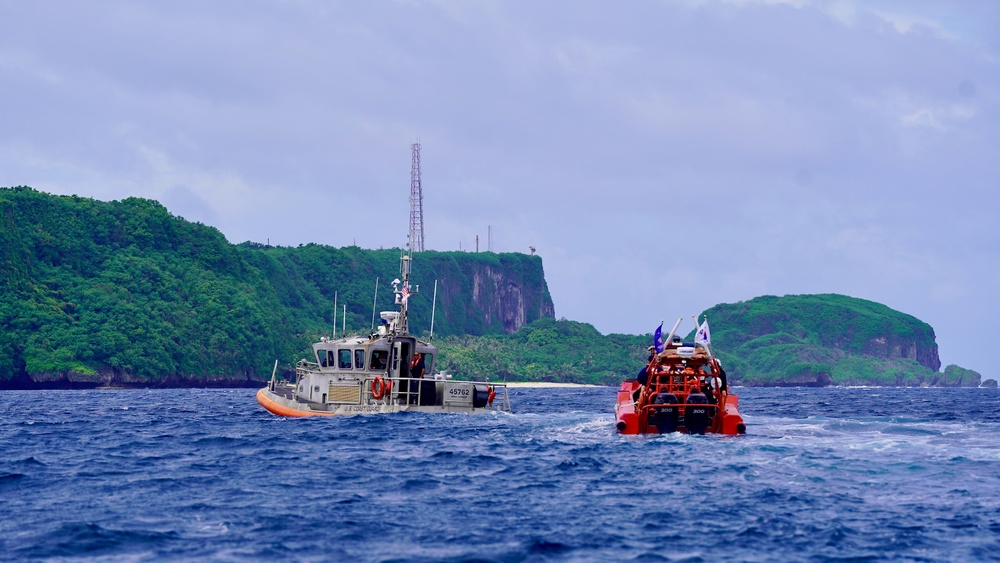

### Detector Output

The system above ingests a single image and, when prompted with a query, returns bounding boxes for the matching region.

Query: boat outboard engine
[684,393,710,435]
[651,393,679,434]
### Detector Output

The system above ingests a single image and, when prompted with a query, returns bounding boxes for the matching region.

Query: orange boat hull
[615,380,746,435]
[256,388,335,418]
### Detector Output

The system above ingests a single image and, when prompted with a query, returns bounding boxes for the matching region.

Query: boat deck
[270,383,296,401]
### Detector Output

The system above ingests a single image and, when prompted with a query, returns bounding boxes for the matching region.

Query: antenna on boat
[395,244,417,335]
[664,317,683,348]
[429,279,438,340]
[343,304,347,337]
[370,277,379,330]
[332,291,338,339]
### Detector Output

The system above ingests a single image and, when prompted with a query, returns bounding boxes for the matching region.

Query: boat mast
[399,252,412,334]
[664,317,683,348]
[429,279,438,340]
[393,244,420,336]
[370,277,379,331]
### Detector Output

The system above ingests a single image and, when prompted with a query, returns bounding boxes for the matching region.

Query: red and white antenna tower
[409,142,425,252]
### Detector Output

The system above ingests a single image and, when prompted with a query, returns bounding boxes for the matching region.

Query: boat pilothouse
[257,252,511,417]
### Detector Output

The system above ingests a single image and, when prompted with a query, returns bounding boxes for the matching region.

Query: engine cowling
[684,393,710,435]
[651,392,679,434]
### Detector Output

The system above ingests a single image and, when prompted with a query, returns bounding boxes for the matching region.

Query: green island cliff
[434,295,987,388]
[0,187,553,388]
[697,294,983,387]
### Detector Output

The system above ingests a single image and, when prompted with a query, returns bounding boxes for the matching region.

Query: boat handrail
[359,375,510,412]
[638,398,719,410]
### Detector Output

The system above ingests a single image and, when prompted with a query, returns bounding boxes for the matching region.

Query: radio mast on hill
[409,142,425,252]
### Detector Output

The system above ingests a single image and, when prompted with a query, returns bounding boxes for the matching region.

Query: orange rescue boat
[615,317,746,435]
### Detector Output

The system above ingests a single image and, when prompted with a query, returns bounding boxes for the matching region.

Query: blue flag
[653,322,664,353]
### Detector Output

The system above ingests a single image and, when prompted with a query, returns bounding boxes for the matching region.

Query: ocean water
[2,386,999,562]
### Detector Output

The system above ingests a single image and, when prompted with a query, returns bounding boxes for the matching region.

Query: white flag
[695,320,711,347]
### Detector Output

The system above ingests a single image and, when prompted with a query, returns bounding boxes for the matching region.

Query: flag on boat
[653,322,664,353]
[401,284,410,303]
[695,319,711,347]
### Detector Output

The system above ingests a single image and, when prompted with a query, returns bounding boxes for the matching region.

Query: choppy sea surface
[2,386,999,561]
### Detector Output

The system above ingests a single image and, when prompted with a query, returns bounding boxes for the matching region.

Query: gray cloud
[2,0,998,375]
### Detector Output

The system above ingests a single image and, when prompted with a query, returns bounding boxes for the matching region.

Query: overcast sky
[2,0,998,377]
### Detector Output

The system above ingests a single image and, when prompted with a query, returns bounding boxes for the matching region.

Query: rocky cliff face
[426,252,555,336]
[863,335,940,371]
[471,265,556,333]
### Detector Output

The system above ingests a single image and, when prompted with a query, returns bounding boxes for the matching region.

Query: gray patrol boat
[256,250,510,417]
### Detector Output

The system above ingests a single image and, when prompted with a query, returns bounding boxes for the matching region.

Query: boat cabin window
[354,349,365,369]
[338,349,353,369]
[319,350,334,367]
[370,350,388,371]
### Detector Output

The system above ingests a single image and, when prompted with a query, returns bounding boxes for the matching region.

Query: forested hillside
[0,187,553,388]
[435,295,986,387]
[435,318,649,386]
[0,187,983,389]
[699,294,963,386]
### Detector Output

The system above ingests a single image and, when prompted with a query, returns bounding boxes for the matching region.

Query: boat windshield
[318,349,334,367]
[338,349,352,369]
[354,349,365,369]
[370,350,389,370]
